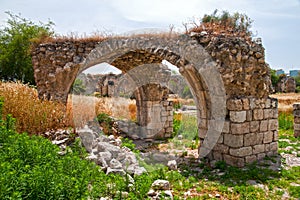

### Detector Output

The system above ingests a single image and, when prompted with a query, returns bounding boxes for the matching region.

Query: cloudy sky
[1,0,300,72]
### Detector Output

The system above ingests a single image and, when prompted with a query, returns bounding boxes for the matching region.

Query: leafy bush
[189,10,253,38]
[71,78,86,95]
[177,114,198,140]
[173,112,182,136]
[96,113,114,135]
[0,101,155,199]
[0,12,54,84]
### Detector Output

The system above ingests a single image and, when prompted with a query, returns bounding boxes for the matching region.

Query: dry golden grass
[0,82,124,134]
[0,82,72,134]
[270,93,300,114]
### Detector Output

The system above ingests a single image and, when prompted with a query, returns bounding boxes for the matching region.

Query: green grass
[1,99,300,199]
[278,112,294,130]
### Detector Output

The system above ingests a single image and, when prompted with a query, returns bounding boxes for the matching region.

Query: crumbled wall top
[31,33,271,100]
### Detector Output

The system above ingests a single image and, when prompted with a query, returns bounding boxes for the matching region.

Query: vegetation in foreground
[1,96,300,199]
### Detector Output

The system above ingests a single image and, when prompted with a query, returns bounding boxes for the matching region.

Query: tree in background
[0,12,54,85]
[270,69,280,89]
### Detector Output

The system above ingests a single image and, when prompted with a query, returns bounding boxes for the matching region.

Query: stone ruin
[31,32,278,167]
[276,76,296,93]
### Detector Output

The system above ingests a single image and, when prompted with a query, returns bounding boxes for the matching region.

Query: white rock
[151,180,170,190]
[109,158,122,169]
[167,160,177,170]
[147,189,157,197]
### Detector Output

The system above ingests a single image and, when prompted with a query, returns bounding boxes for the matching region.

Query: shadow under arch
[72,35,226,158]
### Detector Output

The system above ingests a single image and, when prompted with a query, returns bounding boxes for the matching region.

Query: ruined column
[293,103,300,137]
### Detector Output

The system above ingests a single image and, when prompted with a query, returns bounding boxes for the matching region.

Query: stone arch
[73,35,226,158]
[31,34,279,167]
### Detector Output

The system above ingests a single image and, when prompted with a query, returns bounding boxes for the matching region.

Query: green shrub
[96,113,114,135]
[278,112,294,130]
[177,115,198,140]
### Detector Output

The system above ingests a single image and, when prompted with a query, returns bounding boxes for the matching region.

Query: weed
[278,112,293,130]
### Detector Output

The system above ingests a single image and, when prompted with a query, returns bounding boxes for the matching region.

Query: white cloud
[0,0,299,69]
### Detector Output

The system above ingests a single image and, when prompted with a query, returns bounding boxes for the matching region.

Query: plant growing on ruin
[189,10,253,38]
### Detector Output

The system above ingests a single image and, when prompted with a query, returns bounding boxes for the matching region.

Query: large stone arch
[79,36,226,159]
[31,34,279,167]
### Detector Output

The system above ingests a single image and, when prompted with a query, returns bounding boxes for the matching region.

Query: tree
[270,69,280,88]
[0,12,54,85]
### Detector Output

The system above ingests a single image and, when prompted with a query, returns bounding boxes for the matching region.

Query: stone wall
[293,103,300,137]
[31,34,277,167]
[276,76,296,93]
[191,32,271,98]
[203,97,278,167]
[118,98,173,139]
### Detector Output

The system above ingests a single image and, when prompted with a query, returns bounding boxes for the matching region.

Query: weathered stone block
[224,154,245,167]
[294,123,300,131]
[244,132,263,146]
[273,131,278,141]
[268,119,278,131]
[231,122,250,134]
[263,109,273,119]
[246,110,252,121]
[270,142,278,151]
[294,116,300,124]
[199,128,207,139]
[217,134,224,143]
[293,103,300,112]
[272,108,278,118]
[241,98,250,110]
[230,111,246,123]
[253,144,265,154]
[227,99,243,111]
[224,134,243,147]
[222,121,230,133]
[213,143,229,154]
[257,153,266,160]
[294,130,300,137]
[245,155,257,163]
[265,143,270,151]
[213,152,223,160]
[250,121,260,133]
[263,131,273,143]
[260,120,269,132]
[229,147,252,157]
[253,109,264,120]
[265,98,271,108]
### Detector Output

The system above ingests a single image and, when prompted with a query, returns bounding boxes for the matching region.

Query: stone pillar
[293,103,300,137]
[203,97,278,167]
[135,84,173,139]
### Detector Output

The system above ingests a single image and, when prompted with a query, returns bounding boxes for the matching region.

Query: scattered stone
[77,126,96,153]
[167,160,177,170]
[177,134,183,140]
[109,159,122,169]
[147,189,157,197]
[151,180,170,190]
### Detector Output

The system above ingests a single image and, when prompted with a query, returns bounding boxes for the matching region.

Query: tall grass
[278,112,294,130]
[0,82,136,134]
[0,82,72,134]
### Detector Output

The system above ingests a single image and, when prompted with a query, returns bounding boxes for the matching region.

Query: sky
[0,0,300,73]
